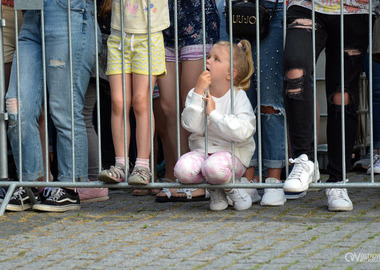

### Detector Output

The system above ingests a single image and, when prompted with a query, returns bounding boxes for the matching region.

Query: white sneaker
[227,188,261,206]
[326,182,353,212]
[260,178,286,206]
[237,177,261,203]
[208,189,228,211]
[285,191,307,200]
[249,189,261,204]
[283,154,319,193]
[225,189,252,211]
[367,154,380,174]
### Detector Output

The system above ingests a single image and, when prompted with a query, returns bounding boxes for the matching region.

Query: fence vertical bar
[227,0,236,182]
[369,0,374,183]
[340,0,346,183]
[148,0,155,181]
[67,0,76,182]
[228,0,233,99]
[174,0,180,161]
[255,0,262,183]
[120,0,128,178]
[14,5,21,183]
[0,4,7,180]
[202,0,208,159]
[41,5,48,182]
[229,4,236,184]
[94,0,102,173]
[283,0,288,178]
[312,0,318,178]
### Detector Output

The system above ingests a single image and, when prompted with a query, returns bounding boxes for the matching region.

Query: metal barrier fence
[0,0,379,216]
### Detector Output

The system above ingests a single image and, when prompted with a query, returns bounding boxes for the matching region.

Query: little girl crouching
[174,40,256,211]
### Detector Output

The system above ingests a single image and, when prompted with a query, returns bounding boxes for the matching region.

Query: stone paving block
[0,172,380,268]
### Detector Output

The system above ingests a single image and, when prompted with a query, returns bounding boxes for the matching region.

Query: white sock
[135,158,150,170]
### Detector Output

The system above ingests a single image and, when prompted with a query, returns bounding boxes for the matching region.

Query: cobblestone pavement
[1,172,380,269]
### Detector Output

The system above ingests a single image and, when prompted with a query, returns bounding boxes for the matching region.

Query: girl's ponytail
[235,39,254,91]
[213,40,255,91]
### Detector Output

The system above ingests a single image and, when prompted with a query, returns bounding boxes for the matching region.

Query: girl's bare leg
[132,74,156,159]
[156,62,180,180]
[180,59,204,154]
[109,74,132,161]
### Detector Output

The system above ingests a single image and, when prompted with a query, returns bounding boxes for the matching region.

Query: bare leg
[156,62,180,180]
[132,74,156,159]
[180,59,204,154]
[155,59,206,201]
[108,74,132,160]
[243,167,281,182]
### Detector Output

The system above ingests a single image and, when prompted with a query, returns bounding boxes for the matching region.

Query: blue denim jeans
[6,0,99,182]
[364,55,380,150]
[249,1,285,169]
[216,0,230,42]
[217,1,285,169]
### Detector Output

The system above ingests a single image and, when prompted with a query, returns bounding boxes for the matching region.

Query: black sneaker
[0,187,6,204]
[6,187,40,212]
[33,187,80,212]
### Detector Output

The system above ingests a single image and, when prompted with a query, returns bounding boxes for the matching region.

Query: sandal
[132,188,162,196]
[98,164,126,183]
[132,189,152,196]
[155,188,210,203]
[132,178,171,196]
[128,166,151,185]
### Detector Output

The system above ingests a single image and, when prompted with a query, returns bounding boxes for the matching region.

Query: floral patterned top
[289,0,372,15]
[163,0,220,47]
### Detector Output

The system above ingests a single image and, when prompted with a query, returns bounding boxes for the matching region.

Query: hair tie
[237,42,246,52]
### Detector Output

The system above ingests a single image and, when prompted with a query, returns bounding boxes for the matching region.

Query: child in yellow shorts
[98,0,169,184]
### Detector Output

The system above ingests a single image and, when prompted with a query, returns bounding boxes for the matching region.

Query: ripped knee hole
[331,92,350,105]
[285,73,304,95]
[344,49,361,56]
[289,18,315,30]
[261,106,280,114]
[6,98,18,113]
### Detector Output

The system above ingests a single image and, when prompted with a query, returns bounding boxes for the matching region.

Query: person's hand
[194,70,211,95]
[203,90,215,115]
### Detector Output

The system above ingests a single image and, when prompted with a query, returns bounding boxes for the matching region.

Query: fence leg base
[0,183,17,216]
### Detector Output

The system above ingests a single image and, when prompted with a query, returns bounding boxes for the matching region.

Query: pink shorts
[165,44,213,62]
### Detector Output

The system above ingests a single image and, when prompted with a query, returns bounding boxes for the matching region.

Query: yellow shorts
[2,5,23,63]
[106,32,166,78]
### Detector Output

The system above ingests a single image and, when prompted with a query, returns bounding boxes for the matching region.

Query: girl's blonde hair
[216,40,254,91]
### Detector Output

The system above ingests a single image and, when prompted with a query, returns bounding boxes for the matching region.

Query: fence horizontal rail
[0,181,378,189]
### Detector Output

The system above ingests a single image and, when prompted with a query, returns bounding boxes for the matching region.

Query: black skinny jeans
[283,6,369,182]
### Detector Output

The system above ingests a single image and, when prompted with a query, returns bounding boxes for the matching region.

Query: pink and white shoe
[78,186,109,203]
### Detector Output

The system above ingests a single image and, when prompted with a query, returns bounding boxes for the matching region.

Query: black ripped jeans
[283,6,369,182]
